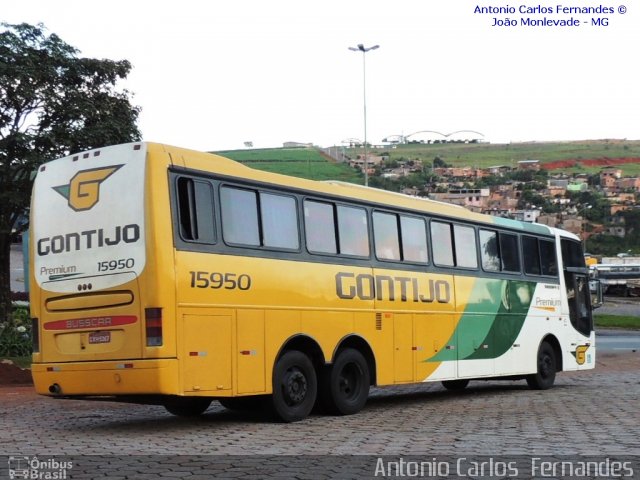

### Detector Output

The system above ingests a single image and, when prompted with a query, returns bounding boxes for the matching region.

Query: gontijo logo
[572,344,590,365]
[53,165,123,211]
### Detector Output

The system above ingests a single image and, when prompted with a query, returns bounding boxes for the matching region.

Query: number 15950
[189,271,252,290]
[98,258,135,271]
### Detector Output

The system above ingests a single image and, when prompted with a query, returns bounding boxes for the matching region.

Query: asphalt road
[596,329,640,352]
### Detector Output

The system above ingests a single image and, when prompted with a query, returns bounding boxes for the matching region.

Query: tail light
[145,308,163,346]
[32,318,40,353]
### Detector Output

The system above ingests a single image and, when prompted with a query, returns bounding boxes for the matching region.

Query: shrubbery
[0,305,31,357]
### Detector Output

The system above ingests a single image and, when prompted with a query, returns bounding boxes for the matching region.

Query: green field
[216,147,363,183]
[213,140,640,182]
[366,140,640,172]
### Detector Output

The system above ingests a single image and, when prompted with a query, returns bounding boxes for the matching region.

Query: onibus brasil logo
[8,456,73,479]
[53,165,123,211]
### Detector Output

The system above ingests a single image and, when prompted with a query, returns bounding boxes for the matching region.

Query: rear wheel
[442,379,470,391]
[164,397,212,417]
[320,348,370,415]
[526,341,557,390]
[271,350,317,422]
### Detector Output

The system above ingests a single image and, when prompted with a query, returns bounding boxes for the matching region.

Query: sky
[4,0,639,151]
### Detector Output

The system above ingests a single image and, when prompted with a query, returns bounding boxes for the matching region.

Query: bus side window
[260,192,299,250]
[220,186,260,246]
[453,224,478,269]
[500,233,520,272]
[522,236,541,275]
[431,221,454,267]
[479,229,500,271]
[373,211,400,261]
[539,239,558,276]
[176,177,215,244]
[337,205,369,257]
[400,215,428,263]
[304,200,337,254]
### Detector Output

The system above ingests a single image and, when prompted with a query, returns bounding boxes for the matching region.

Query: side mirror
[590,279,604,309]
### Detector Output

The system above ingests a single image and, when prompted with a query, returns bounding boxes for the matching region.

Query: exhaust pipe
[49,383,62,395]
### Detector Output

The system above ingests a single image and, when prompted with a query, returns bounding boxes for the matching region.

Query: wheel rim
[281,367,307,406]
[338,363,362,401]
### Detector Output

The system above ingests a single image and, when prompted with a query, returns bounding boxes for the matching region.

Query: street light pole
[349,43,379,186]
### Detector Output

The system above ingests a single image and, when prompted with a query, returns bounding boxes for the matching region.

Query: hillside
[371,140,640,176]
[215,140,640,181]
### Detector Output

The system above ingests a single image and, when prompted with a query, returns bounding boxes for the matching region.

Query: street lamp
[349,43,379,186]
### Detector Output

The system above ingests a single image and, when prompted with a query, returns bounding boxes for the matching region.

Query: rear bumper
[32,358,179,396]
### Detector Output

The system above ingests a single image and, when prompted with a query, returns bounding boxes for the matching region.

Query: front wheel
[320,348,370,415]
[526,341,557,390]
[271,350,317,422]
[164,397,212,417]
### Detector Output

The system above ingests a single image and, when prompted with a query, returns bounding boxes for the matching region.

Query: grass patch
[242,161,363,182]
[215,147,363,183]
[594,314,640,330]
[216,148,328,163]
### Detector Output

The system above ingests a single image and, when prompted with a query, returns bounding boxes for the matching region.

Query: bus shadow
[53,382,574,432]
[365,381,572,409]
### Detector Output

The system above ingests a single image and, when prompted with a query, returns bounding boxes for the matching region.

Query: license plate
[88,331,111,344]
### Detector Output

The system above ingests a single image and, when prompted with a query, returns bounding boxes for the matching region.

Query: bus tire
[526,341,557,390]
[442,379,470,391]
[271,350,317,422]
[164,397,212,417]
[320,348,370,415]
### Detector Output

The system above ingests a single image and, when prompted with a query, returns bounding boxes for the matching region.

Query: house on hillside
[517,160,540,171]
[600,167,622,183]
[430,188,490,209]
[486,165,512,176]
[616,177,640,191]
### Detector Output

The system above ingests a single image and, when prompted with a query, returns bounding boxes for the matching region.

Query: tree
[0,23,141,322]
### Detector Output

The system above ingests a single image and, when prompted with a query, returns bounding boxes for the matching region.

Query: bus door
[561,239,595,369]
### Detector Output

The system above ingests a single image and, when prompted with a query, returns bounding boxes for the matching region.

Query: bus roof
[58,142,562,239]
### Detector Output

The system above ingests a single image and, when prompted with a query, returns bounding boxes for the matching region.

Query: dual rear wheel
[163,348,370,422]
[271,348,370,422]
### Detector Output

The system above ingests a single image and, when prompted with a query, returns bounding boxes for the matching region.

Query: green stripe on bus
[425,279,536,362]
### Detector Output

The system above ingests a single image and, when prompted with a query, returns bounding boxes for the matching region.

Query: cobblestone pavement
[1,352,639,478]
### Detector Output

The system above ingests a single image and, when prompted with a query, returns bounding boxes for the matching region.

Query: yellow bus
[30,142,597,422]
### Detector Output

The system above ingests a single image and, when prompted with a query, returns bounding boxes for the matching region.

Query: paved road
[6,244,640,477]
[597,329,640,352]
[1,353,639,478]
